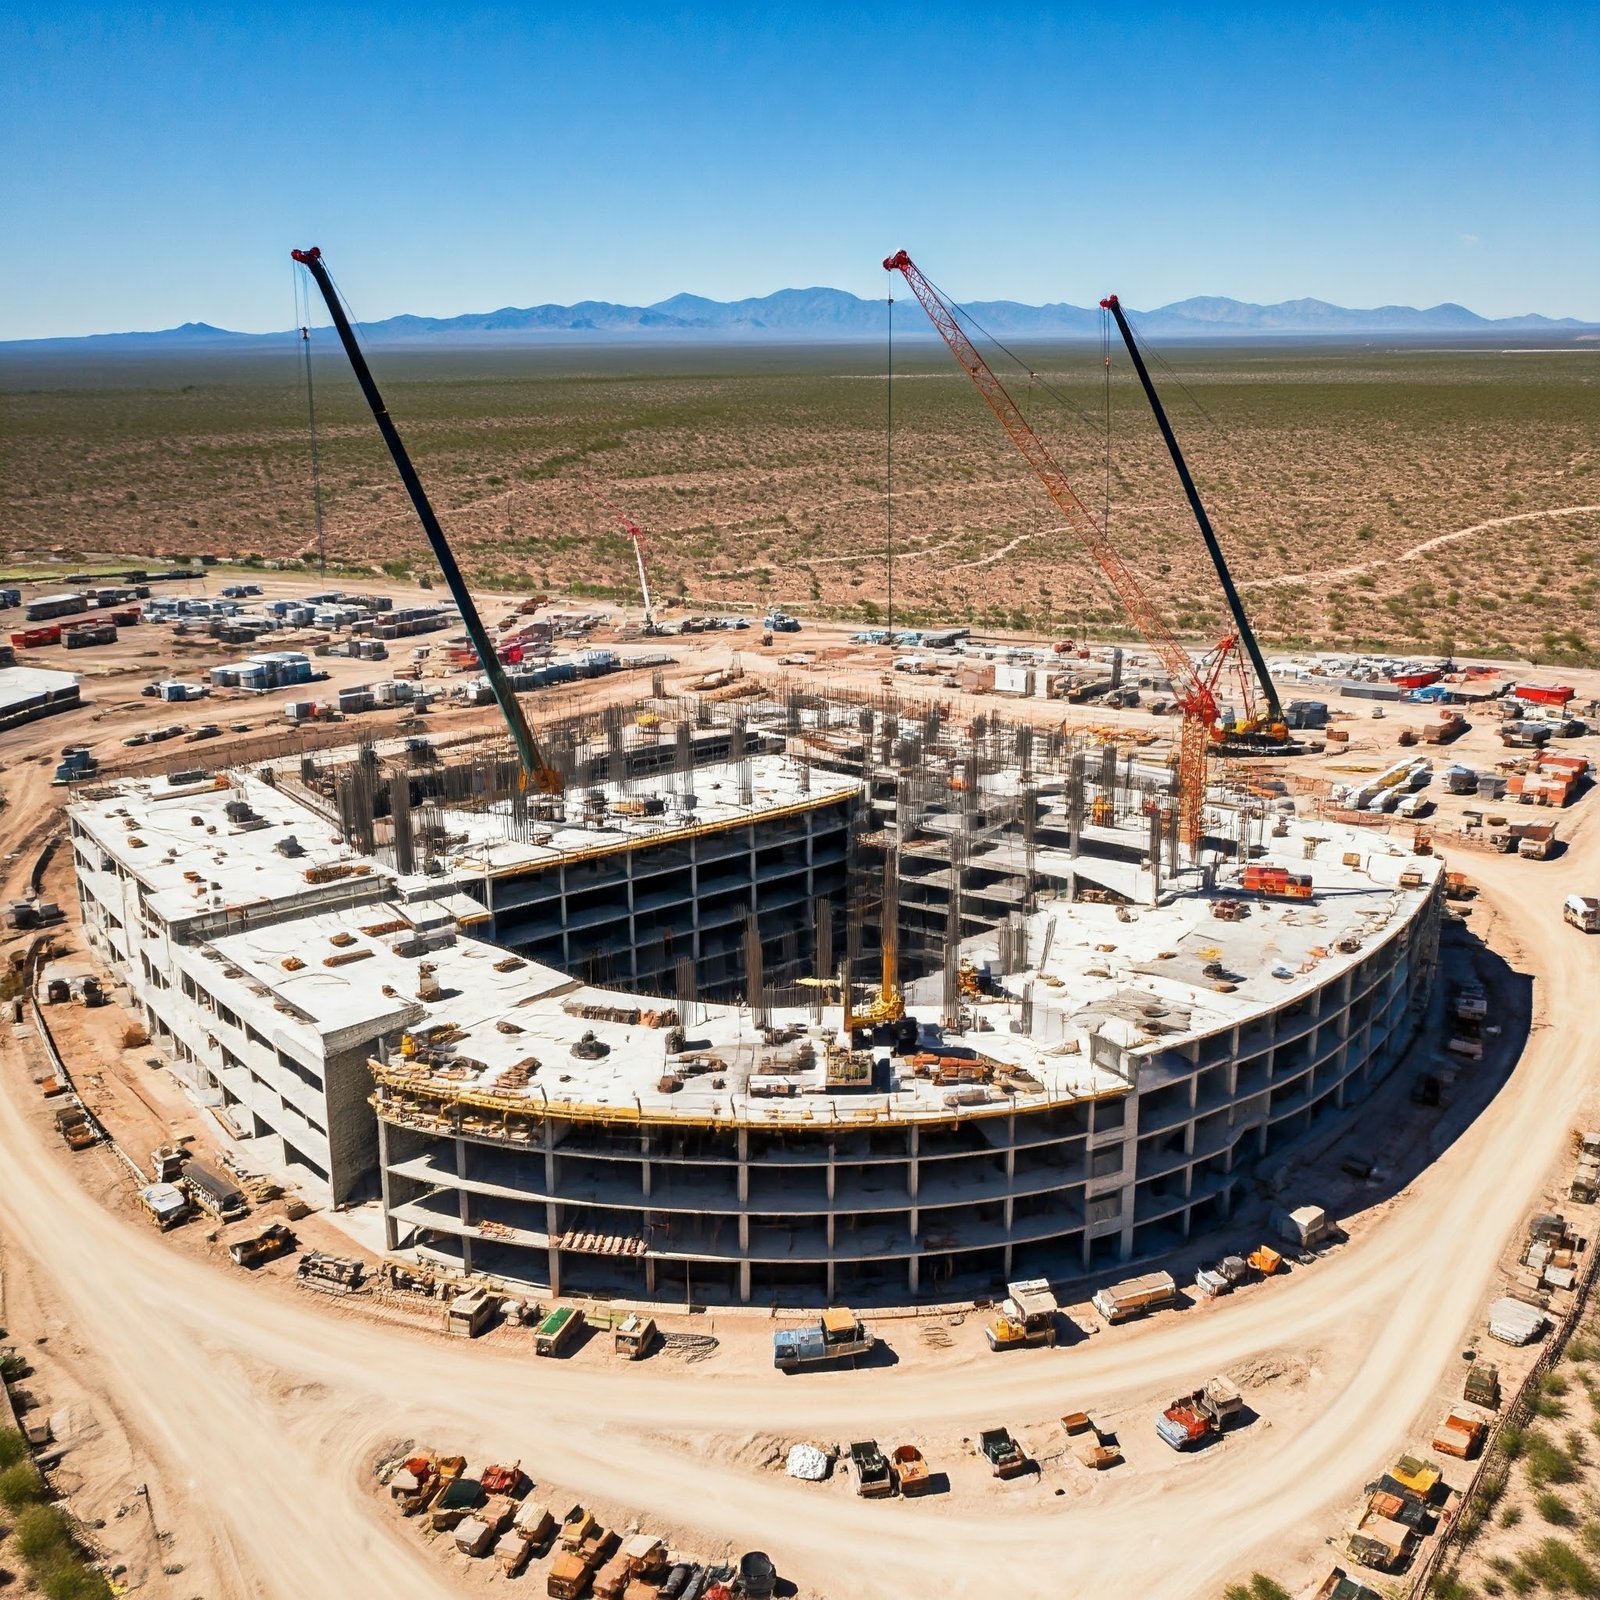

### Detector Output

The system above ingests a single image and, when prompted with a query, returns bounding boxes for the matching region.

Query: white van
[1564,895,1600,933]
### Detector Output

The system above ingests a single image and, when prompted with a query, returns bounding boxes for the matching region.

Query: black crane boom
[291,246,561,793]
[1100,294,1284,730]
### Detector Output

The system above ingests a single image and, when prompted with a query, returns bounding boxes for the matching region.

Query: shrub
[0,1430,27,1470]
[39,1562,113,1600]
[1536,1489,1577,1525]
[1519,1536,1600,1595]
[0,1460,44,1511]
[1525,1430,1580,1486]
[13,1502,72,1563]
[1502,1503,1524,1528]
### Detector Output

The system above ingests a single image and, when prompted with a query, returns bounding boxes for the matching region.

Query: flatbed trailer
[534,1305,586,1357]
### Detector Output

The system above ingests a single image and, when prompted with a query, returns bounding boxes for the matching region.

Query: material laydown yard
[3,339,1598,663]
[1,604,1600,1598]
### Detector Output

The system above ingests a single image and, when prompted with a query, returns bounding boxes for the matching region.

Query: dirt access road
[0,816,1596,1598]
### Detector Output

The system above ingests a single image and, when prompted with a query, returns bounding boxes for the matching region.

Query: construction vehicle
[985,1278,1060,1349]
[885,250,1290,852]
[534,1305,587,1358]
[1156,1377,1245,1450]
[137,1182,190,1230]
[592,487,664,635]
[738,1551,779,1600]
[548,1512,615,1600]
[295,1250,363,1295]
[849,1439,894,1498]
[227,1222,295,1268]
[1240,864,1313,900]
[1431,1409,1487,1460]
[890,1443,931,1495]
[292,248,562,799]
[1092,1270,1180,1325]
[1274,1204,1336,1250]
[182,1158,249,1221]
[53,1105,98,1151]
[1348,1511,1416,1574]
[978,1427,1029,1478]
[773,1308,875,1371]
[444,1287,497,1338]
[1195,1255,1252,1297]
[1564,895,1600,932]
[613,1313,656,1360]
[1247,1244,1285,1276]
[1463,1360,1501,1410]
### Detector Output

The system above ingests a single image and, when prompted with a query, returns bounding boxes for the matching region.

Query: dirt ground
[3,583,1600,1598]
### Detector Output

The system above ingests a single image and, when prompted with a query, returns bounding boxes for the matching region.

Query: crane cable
[294,266,328,576]
[885,283,893,641]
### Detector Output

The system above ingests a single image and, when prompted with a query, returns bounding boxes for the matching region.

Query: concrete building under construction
[68,691,1443,1302]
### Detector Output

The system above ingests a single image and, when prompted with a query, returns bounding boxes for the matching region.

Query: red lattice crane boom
[883,249,1219,848]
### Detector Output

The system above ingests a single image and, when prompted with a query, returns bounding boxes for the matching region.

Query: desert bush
[1536,1489,1578,1525]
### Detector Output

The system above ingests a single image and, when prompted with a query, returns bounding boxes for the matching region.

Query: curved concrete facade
[378,873,1442,1305]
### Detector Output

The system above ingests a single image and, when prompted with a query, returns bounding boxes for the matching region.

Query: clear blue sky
[2,3,1596,337]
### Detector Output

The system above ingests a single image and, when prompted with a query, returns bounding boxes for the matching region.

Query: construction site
[2,241,1599,1600]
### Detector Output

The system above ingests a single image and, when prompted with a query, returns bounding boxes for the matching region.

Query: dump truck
[978,1427,1029,1478]
[534,1305,587,1358]
[1432,1409,1487,1460]
[53,1105,98,1151]
[986,1278,1060,1349]
[1092,1270,1180,1325]
[848,1439,893,1498]
[890,1443,931,1495]
[773,1308,874,1371]
[738,1552,778,1599]
[227,1221,295,1268]
[445,1287,496,1338]
[613,1313,656,1360]
[1156,1377,1245,1451]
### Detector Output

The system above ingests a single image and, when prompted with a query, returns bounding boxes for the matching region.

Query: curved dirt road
[2,805,1596,1599]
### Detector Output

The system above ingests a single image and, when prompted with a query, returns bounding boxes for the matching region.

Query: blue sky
[2,4,1596,337]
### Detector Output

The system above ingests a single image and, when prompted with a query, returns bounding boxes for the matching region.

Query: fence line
[1408,1225,1600,1596]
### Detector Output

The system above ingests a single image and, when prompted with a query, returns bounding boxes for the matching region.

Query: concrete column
[908,1124,920,1203]
[739,1259,751,1303]
[826,1143,836,1204]
[378,1116,398,1251]
[543,1118,558,1195]
[640,1131,652,1200]
[908,1253,920,1296]
[737,1128,749,1203]
[626,853,639,987]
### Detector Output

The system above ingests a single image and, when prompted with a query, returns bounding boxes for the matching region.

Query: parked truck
[773,1308,874,1371]
[182,1158,249,1221]
[1156,1377,1245,1451]
[533,1305,587,1358]
[985,1278,1060,1349]
[849,1439,894,1498]
[977,1427,1029,1478]
[227,1222,295,1267]
[1564,895,1600,933]
[1092,1270,1180,1325]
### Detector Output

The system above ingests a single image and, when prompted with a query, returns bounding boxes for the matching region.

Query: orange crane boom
[883,248,1218,849]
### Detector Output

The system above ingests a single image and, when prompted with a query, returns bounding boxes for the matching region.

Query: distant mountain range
[4,288,1594,352]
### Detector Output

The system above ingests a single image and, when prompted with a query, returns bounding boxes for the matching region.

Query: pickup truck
[772,1309,874,1372]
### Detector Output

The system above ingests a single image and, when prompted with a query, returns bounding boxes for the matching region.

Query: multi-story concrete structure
[68,723,1442,1303]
